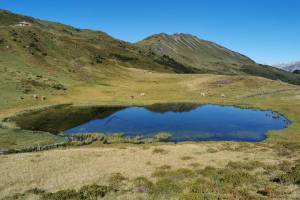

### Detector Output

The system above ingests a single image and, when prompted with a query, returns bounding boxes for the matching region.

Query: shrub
[108,173,127,190]
[188,178,215,194]
[272,163,300,185]
[42,189,79,200]
[78,184,110,198]
[42,184,111,200]
[150,178,182,197]
[133,177,154,193]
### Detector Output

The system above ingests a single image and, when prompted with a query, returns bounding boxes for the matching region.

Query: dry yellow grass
[0,142,282,197]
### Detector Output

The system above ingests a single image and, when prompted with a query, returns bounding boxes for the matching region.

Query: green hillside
[0,9,300,111]
[137,33,300,84]
[0,10,200,109]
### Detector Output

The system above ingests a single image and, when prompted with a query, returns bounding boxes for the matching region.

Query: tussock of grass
[152,148,168,154]
[108,173,127,190]
[133,177,154,193]
[206,148,219,153]
[149,178,182,197]
[190,162,201,168]
[181,156,194,160]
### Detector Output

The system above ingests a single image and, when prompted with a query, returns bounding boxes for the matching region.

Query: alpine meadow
[1,3,300,200]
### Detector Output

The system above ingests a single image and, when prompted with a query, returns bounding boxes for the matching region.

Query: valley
[0,9,300,200]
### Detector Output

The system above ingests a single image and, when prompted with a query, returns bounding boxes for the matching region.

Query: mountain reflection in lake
[61,104,289,142]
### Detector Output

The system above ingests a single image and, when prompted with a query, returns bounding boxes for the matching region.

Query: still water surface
[63,104,289,142]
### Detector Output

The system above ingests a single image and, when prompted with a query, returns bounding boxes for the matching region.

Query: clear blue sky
[1,0,299,64]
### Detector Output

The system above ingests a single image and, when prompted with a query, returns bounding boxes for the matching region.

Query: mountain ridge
[137,32,300,84]
[136,32,256,74]
[0,9,300,86]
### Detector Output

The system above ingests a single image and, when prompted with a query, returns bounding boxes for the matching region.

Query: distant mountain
[275,61,300,73]
[137,33,300,84]
[0,9,300,86]
[137,33,256,74]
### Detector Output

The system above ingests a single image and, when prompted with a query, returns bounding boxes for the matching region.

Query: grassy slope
[137,33,256,71]
[0,10,204,112]
[137,33,300,84]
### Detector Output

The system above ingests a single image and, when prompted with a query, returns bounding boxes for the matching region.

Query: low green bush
[188,178,216,194]
[272,163,300,185]
[108,173,127,190]
[133,177,154,193]
[149,178,182,197]
[78,184,110,198]
[42,189,79,200]
[42,184,112,200]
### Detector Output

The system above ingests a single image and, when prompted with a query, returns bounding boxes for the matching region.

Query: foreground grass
[1,68,300,199]
[1,143,300,199]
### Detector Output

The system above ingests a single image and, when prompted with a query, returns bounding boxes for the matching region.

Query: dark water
[61,104,289,142]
